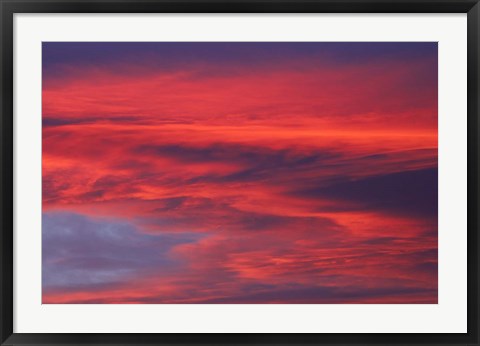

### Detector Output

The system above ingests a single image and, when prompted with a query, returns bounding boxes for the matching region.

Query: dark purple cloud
[294,168,438,218]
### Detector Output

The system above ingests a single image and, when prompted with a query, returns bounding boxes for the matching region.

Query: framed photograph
[1,0,479,345]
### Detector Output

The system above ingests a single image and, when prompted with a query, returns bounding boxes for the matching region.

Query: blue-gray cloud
[42,212,201,292]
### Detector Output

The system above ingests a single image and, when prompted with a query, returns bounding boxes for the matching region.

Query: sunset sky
[42,42,438,304]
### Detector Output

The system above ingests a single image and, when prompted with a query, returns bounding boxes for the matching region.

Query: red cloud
[42,44,437,304]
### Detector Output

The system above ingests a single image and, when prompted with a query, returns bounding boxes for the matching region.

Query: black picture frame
[1,0,479,345]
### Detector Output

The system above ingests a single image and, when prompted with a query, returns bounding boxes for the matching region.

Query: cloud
[42,212,201,294]
[42,42,438,304]
[294,167,438,218]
